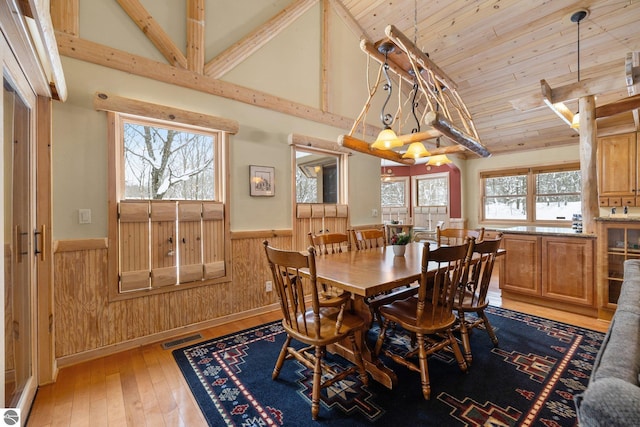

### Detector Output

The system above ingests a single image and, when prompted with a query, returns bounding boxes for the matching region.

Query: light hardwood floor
[27,278,610,426]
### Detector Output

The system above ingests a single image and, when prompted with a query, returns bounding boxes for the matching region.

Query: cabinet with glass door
[597,219,640,319]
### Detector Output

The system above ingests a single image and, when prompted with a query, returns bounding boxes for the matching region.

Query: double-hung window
[480,163,581,223]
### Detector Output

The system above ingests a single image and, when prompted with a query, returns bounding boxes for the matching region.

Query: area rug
[173,306,604,426]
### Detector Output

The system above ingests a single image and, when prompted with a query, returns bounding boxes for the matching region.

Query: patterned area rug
[173,306,604,426]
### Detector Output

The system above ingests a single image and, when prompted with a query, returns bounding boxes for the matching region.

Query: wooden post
[579,95,598,234]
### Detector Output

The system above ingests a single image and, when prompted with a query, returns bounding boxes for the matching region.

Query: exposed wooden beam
[626,52,640,129]
[204,0,318,79]
[28,0,68,101]
[541,79,579,132]
[93,92,240,134]
[579,95,598,235]
[50,0,78,36]
[512,69,640,111]
[321,0,330,112]
[328,0,372,42]
[595,93,640,119]
[186,0,205,74]
[115,0,187,69]
[56,33,376,137]
[289,133,351,153]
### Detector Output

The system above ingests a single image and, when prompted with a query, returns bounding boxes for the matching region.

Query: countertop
[595,216,640,222]
[487,225,595,238]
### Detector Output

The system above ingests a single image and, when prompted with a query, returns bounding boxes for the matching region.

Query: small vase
[392,245,406,256]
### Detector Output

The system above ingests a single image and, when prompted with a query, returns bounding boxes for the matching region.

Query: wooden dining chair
[308,232,351,301]
[454,234,502,365]
[262,241,369,420]
[308,232,351,254]
[350,228,386,250]
[436,226,485,246]
[373,239,473,400]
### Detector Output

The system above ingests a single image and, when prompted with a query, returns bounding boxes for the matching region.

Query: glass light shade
[571,112,580,129]
[426,154,452,166]
[371,128,403,150]
[402,142,430,158]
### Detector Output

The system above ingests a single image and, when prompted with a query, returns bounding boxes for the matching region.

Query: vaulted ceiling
[342,0,640,156]
[52,0,640,158]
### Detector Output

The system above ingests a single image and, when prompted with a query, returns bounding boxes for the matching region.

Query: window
[102,95,238,301]
[415,174,448,207]
[381,177,408,207]
[122,118,217,200]
[296,148,341,203]
[481,163,581,223]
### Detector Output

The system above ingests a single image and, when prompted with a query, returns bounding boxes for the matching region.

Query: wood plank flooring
[27,280,610,426]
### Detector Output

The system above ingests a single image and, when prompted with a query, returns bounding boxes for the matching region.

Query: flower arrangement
[390,232,411,245]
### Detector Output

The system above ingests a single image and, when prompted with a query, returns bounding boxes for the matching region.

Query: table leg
[328,296,397,389]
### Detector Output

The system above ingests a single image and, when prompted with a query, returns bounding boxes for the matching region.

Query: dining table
[303,241,505,389]
[304,241,428,389]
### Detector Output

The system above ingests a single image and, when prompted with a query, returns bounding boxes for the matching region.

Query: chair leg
[311,346,323,420]
[480,310,499,346]
[374,319,390,356]
[448,330,468,373]
[272,335,292,380]
[348,333,369,386]
[457,311,473,365]
[416,334,431,400]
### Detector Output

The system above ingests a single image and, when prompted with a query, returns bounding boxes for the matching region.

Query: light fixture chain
[380,53,394,127]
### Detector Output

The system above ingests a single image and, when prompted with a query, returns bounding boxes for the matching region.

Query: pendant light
[570,9,588,129]
[403,76,431,159]
[426,137,452,166]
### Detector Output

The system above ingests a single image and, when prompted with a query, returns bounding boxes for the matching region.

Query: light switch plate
[79,208,92,224]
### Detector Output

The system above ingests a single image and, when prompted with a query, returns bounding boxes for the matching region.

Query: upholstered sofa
[574,259,640,426]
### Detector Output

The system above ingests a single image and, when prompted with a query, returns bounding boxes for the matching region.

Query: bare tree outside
[484,170,581,220]
[123,122,216,200]
[296,167,318,203]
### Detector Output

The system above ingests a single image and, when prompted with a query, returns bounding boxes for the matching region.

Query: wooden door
[598,133,636,197]
[3,58,38,414]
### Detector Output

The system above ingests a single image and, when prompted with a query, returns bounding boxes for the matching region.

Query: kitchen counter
[595,216,640,223]
[487,225,595,238]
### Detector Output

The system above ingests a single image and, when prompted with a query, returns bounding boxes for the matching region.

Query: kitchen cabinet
[597,132,637,207]
[596,219,640,320]
[500,232,596,316]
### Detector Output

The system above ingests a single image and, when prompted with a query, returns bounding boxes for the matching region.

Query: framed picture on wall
[249,165,275,197]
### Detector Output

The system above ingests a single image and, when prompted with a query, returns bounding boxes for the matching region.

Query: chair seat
[379,296,457,334]
[283,308,366,345]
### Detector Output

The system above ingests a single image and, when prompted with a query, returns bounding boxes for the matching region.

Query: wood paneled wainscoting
[53,231,291,367]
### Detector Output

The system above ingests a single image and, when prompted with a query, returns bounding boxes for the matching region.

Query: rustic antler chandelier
[339,25,491,165]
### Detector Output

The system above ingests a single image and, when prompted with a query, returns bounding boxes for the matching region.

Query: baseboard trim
[56,303,281,368]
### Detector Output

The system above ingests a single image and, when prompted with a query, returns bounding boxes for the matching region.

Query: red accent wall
[386,164,461,218]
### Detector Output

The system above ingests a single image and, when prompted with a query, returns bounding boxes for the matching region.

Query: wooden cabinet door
[541,236,595,306]
[501,234,540,296]
[598,133,636,197]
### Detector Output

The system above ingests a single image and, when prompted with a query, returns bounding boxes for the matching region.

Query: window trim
[102,95,237,301]
[479,162,580,225]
